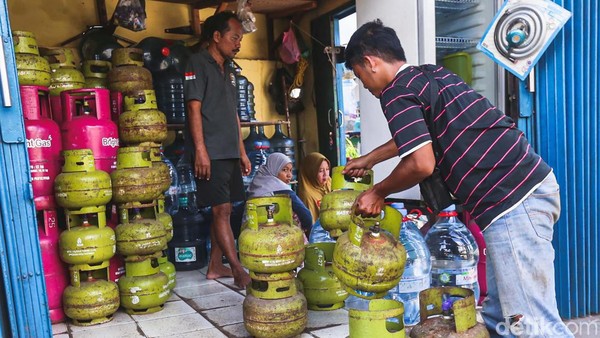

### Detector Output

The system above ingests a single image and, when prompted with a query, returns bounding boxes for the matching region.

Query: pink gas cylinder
[37,201,69,323]
[464,212,487,306]
[107,204,125,282]
[50,96,64,126]
[20,85,63,211]
[60,88,119,173]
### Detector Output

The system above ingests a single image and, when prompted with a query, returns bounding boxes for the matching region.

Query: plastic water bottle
[161,150,179,215]
[424,204,480,301]
[308,219,336,244]
[387,203,431,326]
[243,143,268,188]
[344,290,374,311]
[175,156,198,213]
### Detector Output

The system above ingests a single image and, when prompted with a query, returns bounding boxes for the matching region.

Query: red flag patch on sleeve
[185,72,196,80]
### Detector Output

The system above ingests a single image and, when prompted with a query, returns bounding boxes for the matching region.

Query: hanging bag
[417,66,455,214]
[113,0,147,31]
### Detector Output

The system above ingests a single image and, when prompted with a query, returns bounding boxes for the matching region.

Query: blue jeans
[481,172,573,338]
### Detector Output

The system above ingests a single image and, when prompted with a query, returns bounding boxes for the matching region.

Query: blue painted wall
[535,0,599,319]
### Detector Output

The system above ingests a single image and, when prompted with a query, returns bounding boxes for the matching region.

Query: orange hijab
[298,152,332,223]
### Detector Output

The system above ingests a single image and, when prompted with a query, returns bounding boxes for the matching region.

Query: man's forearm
[366,139,398,166]
[373,144,435,197]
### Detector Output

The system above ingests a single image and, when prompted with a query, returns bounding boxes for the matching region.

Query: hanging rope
[290,21,328,49]
[290,57,309,94]
[289,21,339,77]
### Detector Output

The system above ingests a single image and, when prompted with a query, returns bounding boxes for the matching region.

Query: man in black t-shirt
[342,20,572,337]
[183,12,251,288]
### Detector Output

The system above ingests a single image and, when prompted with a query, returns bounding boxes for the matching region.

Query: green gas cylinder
[54,149,113,209]
[110,146,166,203]
[118,271,170,315]
[107,48,153,96]
[332,207,405,299]
[320,167,373,238]
[238,196,305,273]
[13,31,51,86]
[349,299,405,338]
[115,211,167,256]
[243,291,307,338]
[119,90,168,145]
[62,271,120,326]
[297,242,348,310]
[409,287,489,338]
[59,216,116,265]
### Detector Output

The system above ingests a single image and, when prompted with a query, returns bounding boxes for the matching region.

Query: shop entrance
[311,4,357,167]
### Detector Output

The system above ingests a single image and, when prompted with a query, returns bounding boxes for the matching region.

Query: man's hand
[353,188,385,217]
[240,154,251,176]
[342,155,373,178]
[343,139,398,177]
[194,147,211,180]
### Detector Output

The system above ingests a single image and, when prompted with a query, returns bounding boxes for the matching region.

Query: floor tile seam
[177,292,237,338]
[67,320,145,337]
[175,290,243,299]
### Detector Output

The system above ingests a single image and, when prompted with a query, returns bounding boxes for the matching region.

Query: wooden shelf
[151,0,317,17]
[168,120,289,130]
[241,120,290,127]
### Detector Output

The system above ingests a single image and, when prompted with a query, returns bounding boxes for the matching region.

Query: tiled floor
[51,267,350,338]
[52,267,600,338]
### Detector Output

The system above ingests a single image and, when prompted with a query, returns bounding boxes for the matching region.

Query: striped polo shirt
[381,64,551,228]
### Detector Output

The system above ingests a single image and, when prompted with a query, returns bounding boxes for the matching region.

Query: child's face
[317,161,330,186]
[277,163,293,184]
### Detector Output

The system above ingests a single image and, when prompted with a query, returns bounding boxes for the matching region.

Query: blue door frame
[529,0,599,319]
[0,0,52,336]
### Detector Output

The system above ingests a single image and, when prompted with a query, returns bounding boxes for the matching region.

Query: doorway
[311,4,357,167]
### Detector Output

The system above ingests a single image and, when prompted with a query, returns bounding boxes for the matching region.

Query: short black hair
[344,19,406,69]
[201,11,240,44]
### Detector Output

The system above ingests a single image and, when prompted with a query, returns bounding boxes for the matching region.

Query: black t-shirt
[381,65,552,228]
[183,49,240,160]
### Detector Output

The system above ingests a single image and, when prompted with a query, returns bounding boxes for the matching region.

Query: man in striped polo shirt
[342,20,572,337]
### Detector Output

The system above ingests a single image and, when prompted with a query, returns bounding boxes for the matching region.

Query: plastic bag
[237,0,257,33]
[113,0,147,32]
[279,27,301,64]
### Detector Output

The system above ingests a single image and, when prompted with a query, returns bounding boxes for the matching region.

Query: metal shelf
[435,36,479,55]
[435,0,479,15]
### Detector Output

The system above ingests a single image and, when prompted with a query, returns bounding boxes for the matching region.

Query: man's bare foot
[206,261,233,280]
[232,268,251,289]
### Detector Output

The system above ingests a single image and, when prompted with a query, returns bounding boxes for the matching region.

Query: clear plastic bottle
[244,143,269,189]
[424,204,480,301]
[256,126,271,153]
[344,290,374,311]
[175,156,198,213]
[387,203,431,326]
[161,149,179,215]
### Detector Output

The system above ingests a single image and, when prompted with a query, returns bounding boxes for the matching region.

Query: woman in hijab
[247,152,313,232]
[297,152,331,223]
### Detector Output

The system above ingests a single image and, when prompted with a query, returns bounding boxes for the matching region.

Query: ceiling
[152,0,318,17]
